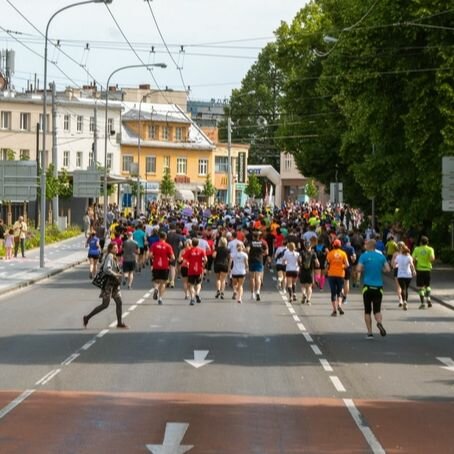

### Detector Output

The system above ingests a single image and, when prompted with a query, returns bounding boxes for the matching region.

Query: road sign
[442,156,454,173]
[329,182,343,204]
[442,200,454,212]
[0,161,38,201]
[73,170,102,198]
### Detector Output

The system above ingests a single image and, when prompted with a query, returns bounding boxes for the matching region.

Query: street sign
[237,152,246,183]
[442,156,454,173]
[0,161,38,201]
[73,170,102,198]
[329,182,343,204]
[442,200,454,212]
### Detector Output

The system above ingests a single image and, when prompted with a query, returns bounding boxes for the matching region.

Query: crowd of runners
[82,201,436,338]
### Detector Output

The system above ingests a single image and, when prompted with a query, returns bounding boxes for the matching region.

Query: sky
[0,0,306,101]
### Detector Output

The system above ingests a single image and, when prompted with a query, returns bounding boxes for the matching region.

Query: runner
[356,239,390,338]
[412,236,435,309]
[213,237,230,299]
[326,239,349,316]
[149,231,175,305]
[299,241,319,305]
[122,231,138,289]
[394,243,416,310]
[86,230,101,279]
[182,238,207,306]
[283,242,300,302]
[230,242,249,304]
[274,240,287,291]
[247,230,269,301]
[178,239,192,300]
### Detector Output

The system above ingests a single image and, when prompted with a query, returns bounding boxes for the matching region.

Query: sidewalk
[0,234,88,296]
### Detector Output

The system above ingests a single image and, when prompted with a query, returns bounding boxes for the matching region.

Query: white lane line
[81,339,96,350]
[297,322,306,332]
[292,315,301,322]
[41,369,61,385]
[35,370,55,386]
[109,321,117,328]
[137,298,145,304]
[329,376,346,392]
[0,389,35,420]
[320,359,334,372]
[129,304,138,311]
[311,344,322,356]
[303,332,313,343]
[437,357,454,372]
[143,293,150,298]
[97,329,109,338]
[344,399,385,454]
[288,307,296,315]
[61,353,80,366]
[122,312,130,319]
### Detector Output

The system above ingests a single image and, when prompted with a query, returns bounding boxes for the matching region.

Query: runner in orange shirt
[326,239,350,316]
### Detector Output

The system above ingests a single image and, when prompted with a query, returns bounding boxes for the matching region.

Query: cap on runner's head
[333,239,341,248]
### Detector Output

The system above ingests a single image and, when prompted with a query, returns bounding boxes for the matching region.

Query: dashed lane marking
[311,344,322,356]
[330,376,346,392]
[81,340,96,350]
[320,359,334,372]
[303,332,313,343]
[61,353,80,366]
[96,329,109,338]
[0,389,35,420]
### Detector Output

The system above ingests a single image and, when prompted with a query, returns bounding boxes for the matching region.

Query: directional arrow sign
[146,422,193,454]
[184,350,213,369]
[437,357,454,372]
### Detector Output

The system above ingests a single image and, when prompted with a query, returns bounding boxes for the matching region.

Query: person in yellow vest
[412,236,435,309]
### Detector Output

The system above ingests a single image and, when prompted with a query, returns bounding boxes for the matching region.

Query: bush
[438,247,454,266]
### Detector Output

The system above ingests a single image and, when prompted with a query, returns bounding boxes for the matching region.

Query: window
[146,156,156,173]
[284,153,293,171]
[1,111,11,130]
[19,149,30,160]
[77,115,83,132]
[122,155,133,172]
[89,116,95,132]
[39,114,50,132]
[107,118,114,135]
[149,125,158,139]
[64,114,70,131]
[175,127,183,141]
[215,156,229,173]
[162,126,170,141]
[20,113,30,131]
[76,151,83,168]
[106,153,113,170]
[63,150,70,167]
[89,152,94,167]
[198,159,208,176]
[0,148,9,160]
[163,155,170,171]
[176,157,187,175]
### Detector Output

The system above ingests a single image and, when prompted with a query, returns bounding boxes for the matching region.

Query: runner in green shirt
[412,236,435,309]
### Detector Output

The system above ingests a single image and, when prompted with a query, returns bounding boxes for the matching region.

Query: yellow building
[121,102,215,206]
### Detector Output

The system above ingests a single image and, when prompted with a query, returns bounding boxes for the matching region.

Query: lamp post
[103,64,166,230]
[40,0,113,268]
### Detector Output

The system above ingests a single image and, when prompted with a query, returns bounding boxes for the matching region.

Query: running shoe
[419,303,426,309]
[301,295,307,304]
[237,299,242,304]
[215,290,220,299]
[153,288,158,300]
[83,315,89,328]
[331,311,337,317]
[427,301,432,308]
[338,307,344,315]
[196,295,201,303]
[398,301,403,308]
[220,292,224,300]
[117,323,128,329]
[232,292,237,299]
[366,333,374,339]
[158,298,163,305]
[403,302,408,311]
[256,293,261,302]
[189,299,195,306]
[377,322,387,337]
[292,294,297,302]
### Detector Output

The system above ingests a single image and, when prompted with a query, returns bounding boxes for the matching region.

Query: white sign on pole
[442,200,454,212]
[442,156,454,173]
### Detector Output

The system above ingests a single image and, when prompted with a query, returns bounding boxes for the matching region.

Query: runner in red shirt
[182,238,207,306]
[150,231,175,305]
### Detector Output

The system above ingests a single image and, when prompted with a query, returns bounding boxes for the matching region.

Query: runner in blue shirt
[133,223,147,271]
[357,239,390,339]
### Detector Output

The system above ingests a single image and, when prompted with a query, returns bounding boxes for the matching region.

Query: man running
[412,236,435,309]
[356,239,390,338]
[182,237,207,306]
[247,230,269,301]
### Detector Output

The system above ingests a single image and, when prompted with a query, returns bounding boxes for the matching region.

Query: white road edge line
[311,344,322,356]
[97,329,109,338]
[143,294,150,299]
[61,353,80,366]
[0,389,35,420]
[329,375,346,392]
[292,315,301,322]
[343,398,386,454]
[109,321,117,328]
[303,332,313,343]
[129,304,138,311]
[320,358,333,372]
[81,339,96,350]
[137,298,145,304]
[41,369,61,386]
[297,322,306,332]
[35,370,55,385]
[288,307,296,314]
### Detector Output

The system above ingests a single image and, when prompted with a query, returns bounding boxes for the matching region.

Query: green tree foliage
[202,173,216,198]
[233,0,454,231]
[305,178,319,199]
[160,168,175,199]
[245,174,262,199]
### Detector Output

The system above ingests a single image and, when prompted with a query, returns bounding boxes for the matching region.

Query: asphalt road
[0,262,453,453]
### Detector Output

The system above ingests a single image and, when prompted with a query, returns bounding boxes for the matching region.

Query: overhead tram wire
[0,24,80,88]
[144,0,188,94]
[104,2,172,104]
[4,0,104,90]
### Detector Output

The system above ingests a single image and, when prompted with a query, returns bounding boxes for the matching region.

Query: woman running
[213,237,230,299]
[230,243,248,304]
[283,242,300,302]
[178,239,192,300]
[394,243,416,311]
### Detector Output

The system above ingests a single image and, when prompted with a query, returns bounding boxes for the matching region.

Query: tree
[305,179,318,199]
[159,168,175,199]
[202,173,216,199]
[245,174,262,199]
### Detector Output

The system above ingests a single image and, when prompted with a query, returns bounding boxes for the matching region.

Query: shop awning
[175,189,195,201]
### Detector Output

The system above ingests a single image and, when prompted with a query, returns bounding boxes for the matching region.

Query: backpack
[276,248,286,261]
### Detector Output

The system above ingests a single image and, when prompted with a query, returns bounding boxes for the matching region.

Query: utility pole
[35,123,40,229]
[227,115,232,206]
[93,101,98,164]
[371,144,376,231]
[51,82,58,224]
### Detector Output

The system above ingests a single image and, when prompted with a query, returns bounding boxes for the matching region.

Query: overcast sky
[1,0,306,100]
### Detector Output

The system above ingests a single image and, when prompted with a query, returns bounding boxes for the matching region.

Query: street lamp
[40,0,113,268]
[103,64,166,230]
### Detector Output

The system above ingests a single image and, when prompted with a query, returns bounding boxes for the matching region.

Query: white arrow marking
[146,422,194,454]
[184,350,213,369]
[437,357,454,372]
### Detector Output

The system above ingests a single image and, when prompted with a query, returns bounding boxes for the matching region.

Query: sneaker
[220,292,224,300]
[366,333,374,339]
[301,295,307,305]
[189,299,195,306]
[377,322,387,337]
[116,323,128,329]
[158,298,163,305]
[403,302,408,311]
[292,294,297,302]
[342,293,346,303]
[232,292,237,300]
[307,300,312,306]
[256,293,261,302]
[398,301,403,308]
[237,299,242,304]
[427,301,432,308]
[331,311,337,317]
[170,282,175,288]
[153,288,158,300]
[195,295,201,303]
[83,315,89,328]
[215,290,220,299]
[419,303,426,309]
[251,293,255,300]
[338,307,344,315]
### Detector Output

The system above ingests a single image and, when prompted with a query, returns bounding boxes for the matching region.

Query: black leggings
[87,281,123,324]
[398,277,412,302]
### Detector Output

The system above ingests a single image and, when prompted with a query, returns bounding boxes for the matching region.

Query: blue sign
[122,193,132,207]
